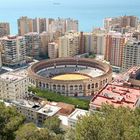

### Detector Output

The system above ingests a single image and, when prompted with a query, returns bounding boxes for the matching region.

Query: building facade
[1,36,26,66]
[48,42,58,59]
[58,32,80,57]
[18,16,33,36]
[105,32,126,67]
[0,70,29,100]
[28,58,112,96]
[0,22,10,37]
[68,109,88,127]
[122,40,140,71]
[25,32,41,59]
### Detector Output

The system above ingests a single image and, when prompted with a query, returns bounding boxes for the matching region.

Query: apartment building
[58,32,80,57]
[84,33,96,53]
[10,99,61,125]
[0,22,10,37]
[0,52,2,70]
[0,70,29,101]
[104,16,139,32]
[68,109,88,127]
[18,16,78,35]
[25,32,41,59]
[1,36,26,66]
[105,32,126,67]
[18,16,33,36]
[40,31,52,57]
[48,42,58,59]
[122,40,140,71]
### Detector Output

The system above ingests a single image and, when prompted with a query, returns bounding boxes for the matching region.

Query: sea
[0,0,140,34]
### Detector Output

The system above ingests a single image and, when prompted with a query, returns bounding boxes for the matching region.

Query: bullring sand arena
[52,73,90,81]
[28,58,112,96]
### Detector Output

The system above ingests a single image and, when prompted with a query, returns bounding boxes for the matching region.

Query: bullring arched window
[70,85,73,90]
[100,81,102,86]
[57,85,60,90]
[62,85,65,90]
[43,83,45,88]
[46,84,49,88]
[75,85,78,90]
[92,84,94,88]
[53,85,56,90]
[88,84,90,89]
[39,82,42,87]
[79,85,82,90]
[95,83,98,88]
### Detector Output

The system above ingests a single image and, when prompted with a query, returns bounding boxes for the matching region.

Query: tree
[15,123,56,140]
[44,116,63,134]
[0,102,25,140]
[65,128,76,140]
[75,104,140,140]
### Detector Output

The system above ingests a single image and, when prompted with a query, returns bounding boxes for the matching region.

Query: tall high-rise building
[122,40,140,71]
[104,16,139,32]
[18,16,33,36]
[84,33,95,53]
[18,17,79,35]
[40,32,51,57]
[79,32,85,54]
[25,32,41,59]
[58,32,80,57]
[78,32,106,55]
[65,18,78,32]
[0,22,10,37]
[105,32,126,67]
[49,18,78,34]
[96,33,106,55]
[0,52,2,70]
[1,36,26,66]
[48,42,58,59]
[33,18,49,34]
[0,43,2,70]
[121,16,139,28]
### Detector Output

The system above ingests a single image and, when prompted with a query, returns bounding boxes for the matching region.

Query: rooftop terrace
[91,84,140,109]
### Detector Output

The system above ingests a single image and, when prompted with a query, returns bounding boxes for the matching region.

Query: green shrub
[29,87,89,110]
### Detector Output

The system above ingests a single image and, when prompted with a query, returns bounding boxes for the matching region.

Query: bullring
[28,58,112,96]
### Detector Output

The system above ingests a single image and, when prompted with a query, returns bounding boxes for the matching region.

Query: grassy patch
[29,87,89,110]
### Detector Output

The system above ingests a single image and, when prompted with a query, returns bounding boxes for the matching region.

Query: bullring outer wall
[28,58,112,96]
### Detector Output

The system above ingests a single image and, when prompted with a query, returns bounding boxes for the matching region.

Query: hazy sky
[0,0,140,8]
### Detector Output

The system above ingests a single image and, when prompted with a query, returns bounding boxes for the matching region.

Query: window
[88,84,90,89]
[95,83,98,88]
[70,85,73,90]
[79,85,82,90]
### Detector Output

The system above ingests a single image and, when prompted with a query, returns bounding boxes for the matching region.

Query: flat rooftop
[68,109,88,120]
[91,84,140,109]
[12,99,61,116]
[0,69,28,82]
[37,104,61,116]
[12,100,42,110]
[52,73,90,81]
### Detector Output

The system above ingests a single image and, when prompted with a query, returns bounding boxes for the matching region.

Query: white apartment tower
[122,40,140,71]
[48,42,58,59]
[0,70,29,100]
[25,32,41,59]
[0,22,10,37]
[1,36,26,66]
[58,32,80,57]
